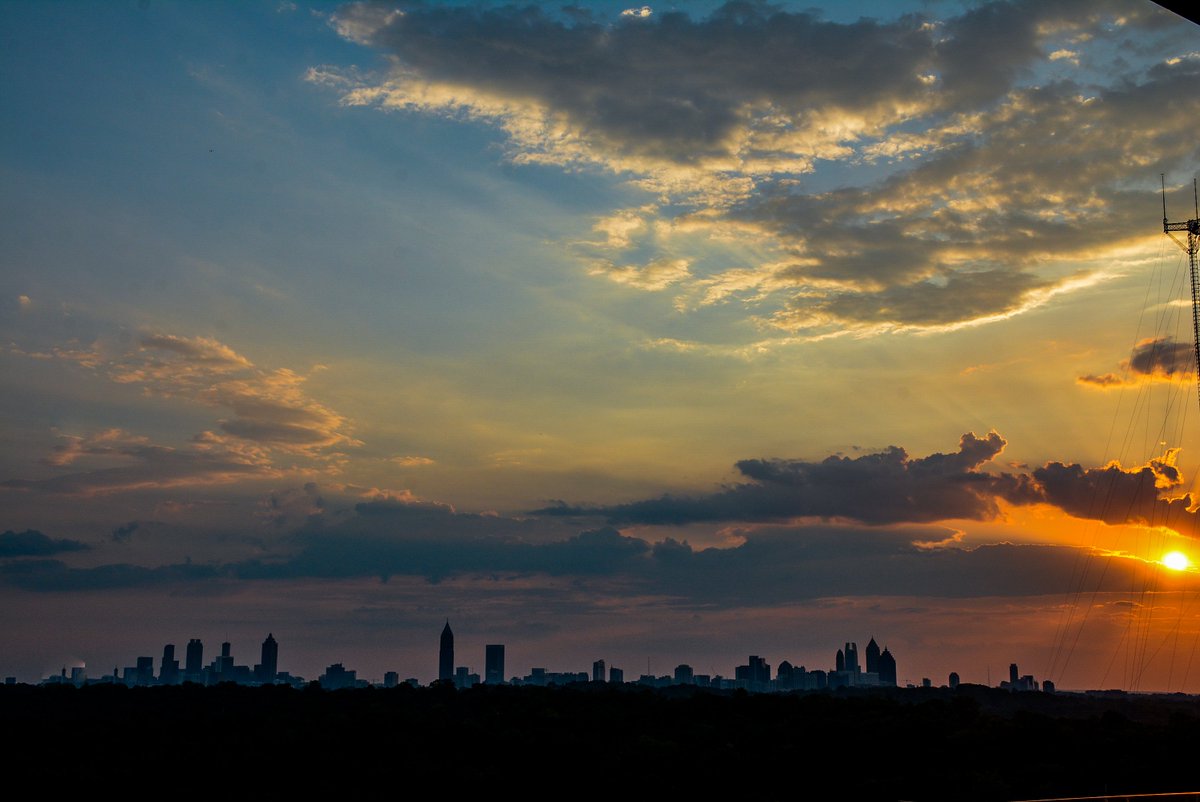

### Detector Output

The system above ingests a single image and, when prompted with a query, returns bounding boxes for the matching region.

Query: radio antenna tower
[1163,174,1200,411]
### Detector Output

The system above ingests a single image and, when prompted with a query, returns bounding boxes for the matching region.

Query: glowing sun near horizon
[1164,551,1191,571]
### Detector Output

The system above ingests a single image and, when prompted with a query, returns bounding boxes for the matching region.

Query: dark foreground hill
[3,682,1199,800]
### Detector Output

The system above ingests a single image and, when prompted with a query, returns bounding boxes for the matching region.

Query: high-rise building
[135,656,154,686]
[878,647,897,686]
[185,639,203,681]
[592,659,606,683]
[439,621,454,682]
[949,671,960,689]
[609,666,624,684]
[1009,663,1019,686]
[674,664,694,685]
[485,644,505,684]
[746,655,770,687]
[216,641,234,677]
[844,642,859,674]
[835,648,845,672]
[865,638,880,674]
[160,644,179,685]
[255,633,278,684]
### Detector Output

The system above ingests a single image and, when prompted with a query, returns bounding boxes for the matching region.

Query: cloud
[0,530,89,558]
[2,429,275,497]
[112,334,358,457]
[1079,337,1195,388]
[529,431,1200,536]
[1,516,1175,608]
[536,431,1038,525]
[390,455,435,467]
[0,558,220,592]
[589,258,691,291]
[316,1,1197,340]
[111,521,139,543]
[10,331,358,487]
[1033,450,1198,530]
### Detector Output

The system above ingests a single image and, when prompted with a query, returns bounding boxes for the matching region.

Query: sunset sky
[4,0,1200,690]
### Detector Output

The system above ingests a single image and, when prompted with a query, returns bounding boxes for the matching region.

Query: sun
[1163,551,1191,571]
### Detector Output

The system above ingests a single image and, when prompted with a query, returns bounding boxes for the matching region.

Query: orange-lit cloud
[1079,336,1195,388]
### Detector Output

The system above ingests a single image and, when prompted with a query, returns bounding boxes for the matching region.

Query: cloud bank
[1079,337,1197,388]
[314,1,1199,339]
[536,431,1200,534]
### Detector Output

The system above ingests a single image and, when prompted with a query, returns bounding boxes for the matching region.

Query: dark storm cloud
[536,432,1039,525]
[0,530,89,558]
[1079,337,1195,387]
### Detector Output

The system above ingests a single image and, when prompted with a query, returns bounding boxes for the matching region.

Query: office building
[485,644,505,684]
[439,621,454,682]
[256,633,278,684]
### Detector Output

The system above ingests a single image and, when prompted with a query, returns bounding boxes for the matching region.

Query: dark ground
[3,681,1198,800]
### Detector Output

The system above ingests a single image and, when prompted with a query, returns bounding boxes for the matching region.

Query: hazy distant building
[485,645,505,684]
[592,659,606,683]
[949,672,960,689]
[439,621,454,683]
[609,667,624,684]
[319,663,356,690]
[735,655,770,691]
[383,671,399,688]
[1001,662,1040,691]
[135,656,154,687]
[454,666,479,689]
[776,660,794,691]
[674,664,694,685]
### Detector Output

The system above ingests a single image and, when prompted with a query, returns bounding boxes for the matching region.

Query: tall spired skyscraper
[439,621,454,682]
[865,637,880,674]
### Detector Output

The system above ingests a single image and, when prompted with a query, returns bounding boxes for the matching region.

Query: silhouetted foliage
[1,683,1197,799]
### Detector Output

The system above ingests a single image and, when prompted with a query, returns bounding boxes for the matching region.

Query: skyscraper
[256,633,278,684]
[160,644,179,685]
[592,659,606,683]
[439,621,454,682]
[185,638,203,680]
[485,644,505,684]
[865,637,880,674]
[844,642,859,674]
[878,647,897,686]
